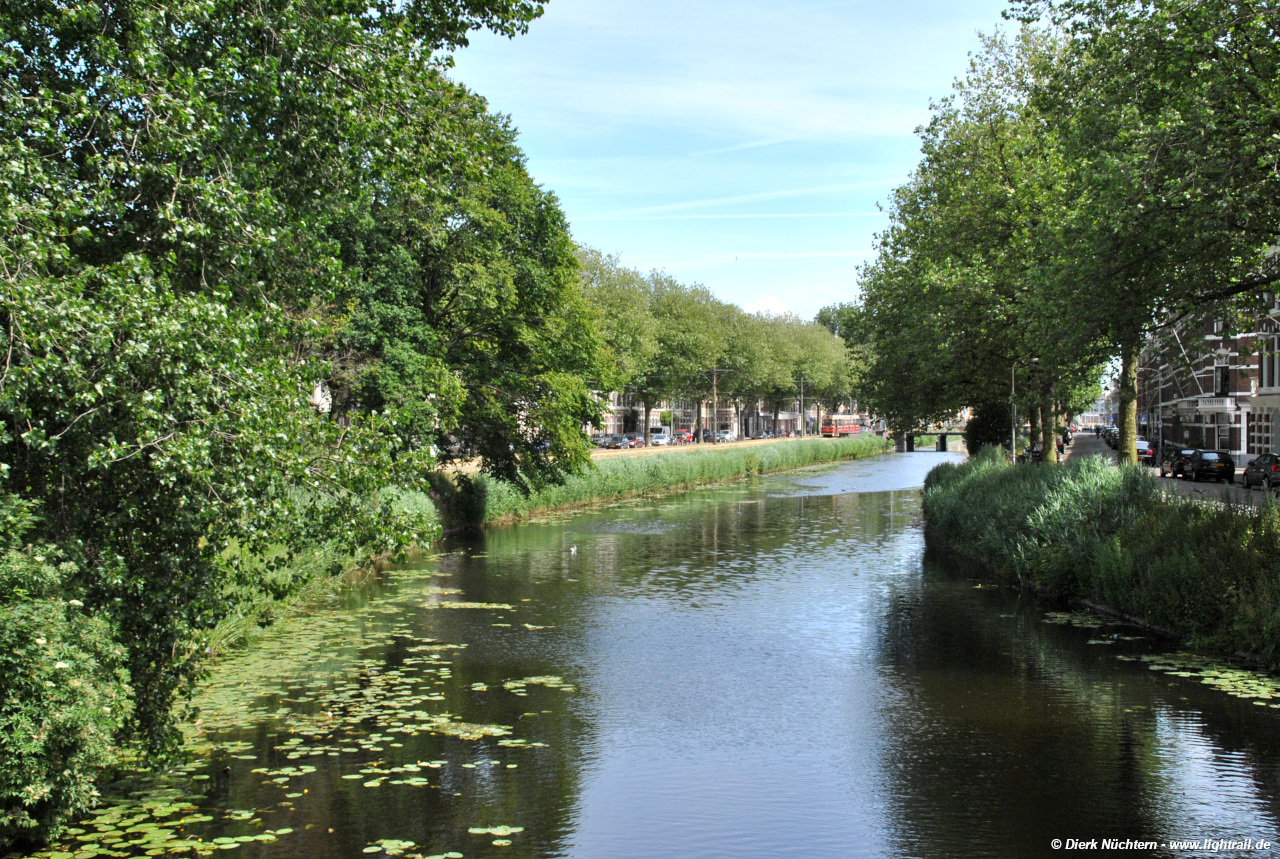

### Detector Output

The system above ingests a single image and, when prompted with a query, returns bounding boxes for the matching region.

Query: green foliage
[841,2,1280,454]
[0,0,558,846]
[964,401,1016,453]
[328,99,605,487]
[923,453,1280,667]
[573,251,854,440]
[0,495,131,848]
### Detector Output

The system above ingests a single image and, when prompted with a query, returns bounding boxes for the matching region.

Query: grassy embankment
[923,448,1280,668]
[433,434,893,529]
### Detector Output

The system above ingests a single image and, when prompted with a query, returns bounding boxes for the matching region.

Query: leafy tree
[0,0,557,840]
[1011,0,1280,461]
[633,275,730,443]
[843,28,1106,453]
[327,92,604,487]
[576,248,659,393]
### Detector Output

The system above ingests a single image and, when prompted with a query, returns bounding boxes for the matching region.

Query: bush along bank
[434,435,893,529]
[922,448,1280,669]
[0,488,439,851]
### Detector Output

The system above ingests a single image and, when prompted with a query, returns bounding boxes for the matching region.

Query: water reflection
[31,451,1280,859]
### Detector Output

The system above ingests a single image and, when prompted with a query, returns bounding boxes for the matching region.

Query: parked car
[714,430,736,443]
[1160,447,1198,478]
[650,431,671,446]
[1186,449,1235,483]
[624,433,645,448]
[700,429,714,443]
[602,434,629,449]
[1243,453,1280,490]
[1135,440,1156,466]
[590,434,608,447]
[673,429,692,444]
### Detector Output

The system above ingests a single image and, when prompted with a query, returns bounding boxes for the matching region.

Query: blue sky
[448,0,1013,320]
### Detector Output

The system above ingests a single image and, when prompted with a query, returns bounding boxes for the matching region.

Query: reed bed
[924,448,1280,668]
[454,435,892,526]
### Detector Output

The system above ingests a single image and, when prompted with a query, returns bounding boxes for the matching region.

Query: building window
[1215,365,1229,397]
[1265,336,1280,390]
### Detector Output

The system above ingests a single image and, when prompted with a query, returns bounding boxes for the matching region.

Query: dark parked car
[602,433,629,449]
[1243,453,1280,490]
[1186,450,1235,483]
[1160,447,1198,478]
[700,429,714,443]
[1135,440,1156,466]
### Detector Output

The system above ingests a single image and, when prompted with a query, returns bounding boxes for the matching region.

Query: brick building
[1137,309,1280,464]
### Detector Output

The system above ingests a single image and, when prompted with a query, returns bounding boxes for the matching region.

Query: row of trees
[825,0,1280,464]
[579,250,855,441]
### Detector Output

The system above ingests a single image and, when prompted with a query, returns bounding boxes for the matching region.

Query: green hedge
[441,435,892,527]
[923,448,1280,667]
[0,497,131,849]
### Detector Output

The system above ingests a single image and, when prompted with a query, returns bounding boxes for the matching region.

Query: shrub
[0,497,131,850]
[922,453,1280,669]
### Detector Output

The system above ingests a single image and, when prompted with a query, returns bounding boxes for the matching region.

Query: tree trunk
[1118,338,1139,465]
[773,400,781,437]
[1041,387,1057,464]
[1029,402,1040,456]
[643,403,652,446]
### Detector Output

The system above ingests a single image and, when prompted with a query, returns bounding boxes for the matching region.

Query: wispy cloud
[577,211,889,223]
[690,137,805,156]
[592,180,897,218]
[449,0,1010,318]
[625,250,875,266]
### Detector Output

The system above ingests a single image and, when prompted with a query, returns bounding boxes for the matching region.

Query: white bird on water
[569,545,577,555]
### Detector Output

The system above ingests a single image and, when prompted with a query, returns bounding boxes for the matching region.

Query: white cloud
[583,181,896,218]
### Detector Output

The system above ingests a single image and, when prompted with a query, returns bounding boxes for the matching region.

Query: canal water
[37,453,1280,858]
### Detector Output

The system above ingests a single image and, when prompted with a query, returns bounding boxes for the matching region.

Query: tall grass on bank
[436,435,892,528]
[924,448,1280,668]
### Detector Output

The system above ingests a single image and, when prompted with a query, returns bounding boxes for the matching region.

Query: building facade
[1137,313,1275,464]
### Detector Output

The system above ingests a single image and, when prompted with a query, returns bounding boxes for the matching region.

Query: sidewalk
[1063,431,1114,463]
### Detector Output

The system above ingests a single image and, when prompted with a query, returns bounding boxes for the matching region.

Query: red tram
[821,414,861,437]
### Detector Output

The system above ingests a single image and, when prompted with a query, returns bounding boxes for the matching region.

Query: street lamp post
[703,368,733,442]
[1011,363,1017,458]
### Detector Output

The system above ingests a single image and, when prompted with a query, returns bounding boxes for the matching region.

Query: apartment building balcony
[1195,396,1236,413]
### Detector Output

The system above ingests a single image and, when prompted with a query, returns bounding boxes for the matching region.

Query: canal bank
[18,452,1280,859]
[430,434,893,530]
[218,437,894,654]
[922,447,1280,669]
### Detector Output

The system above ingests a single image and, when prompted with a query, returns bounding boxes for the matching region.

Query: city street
[1066,431,1265,507]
